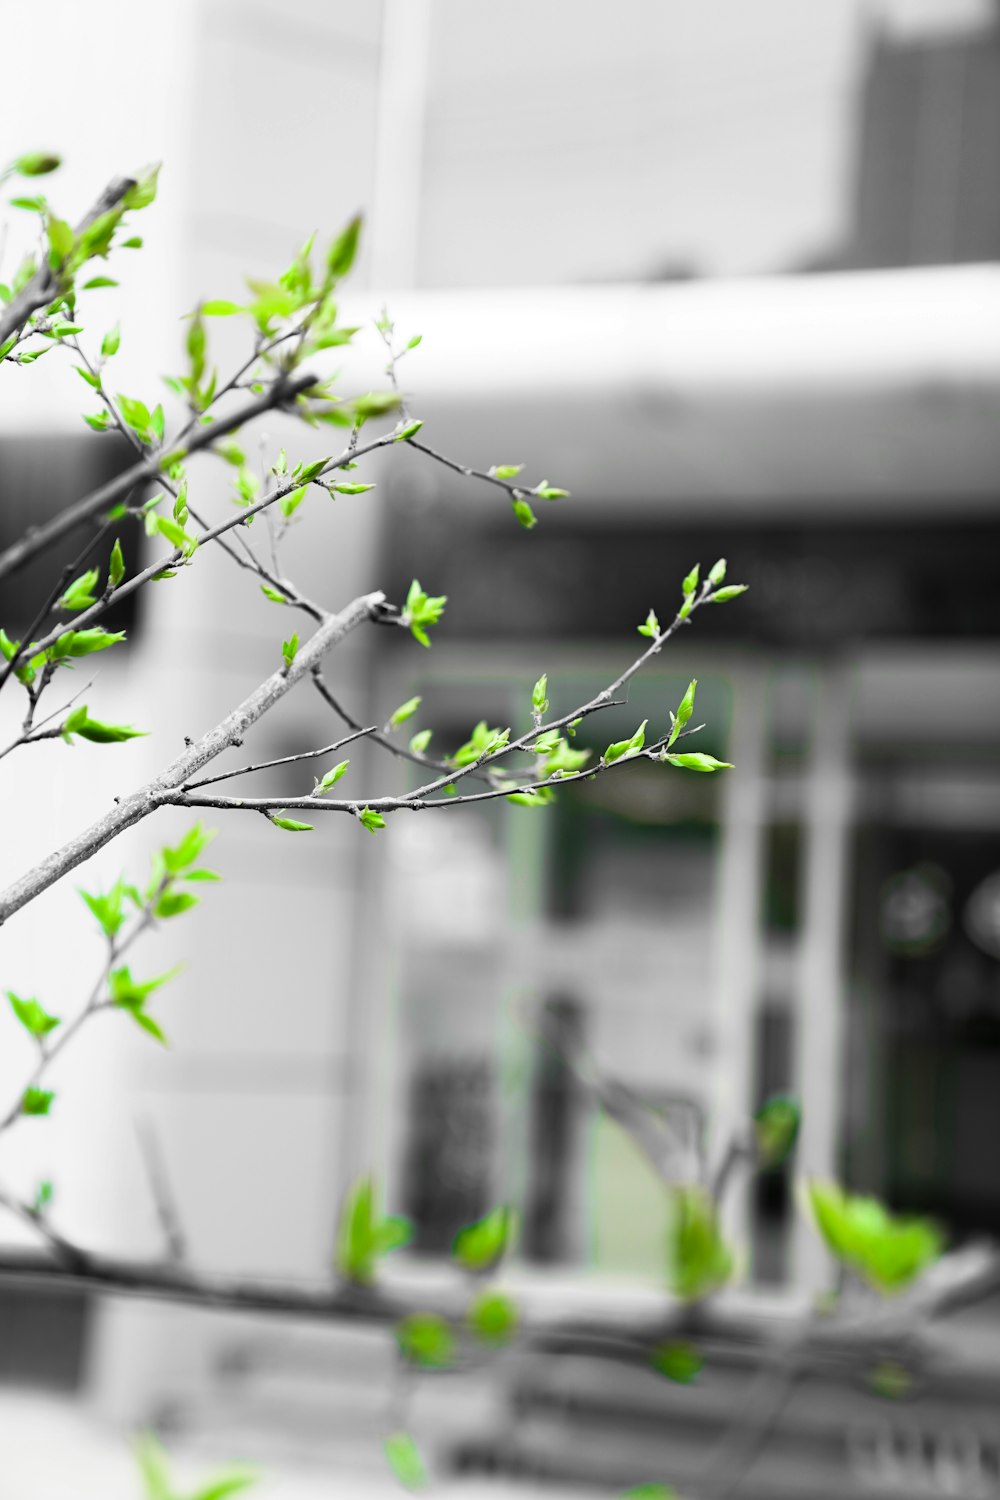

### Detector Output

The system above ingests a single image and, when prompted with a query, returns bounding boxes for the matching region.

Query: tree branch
[0,176,135,349]
[134,1118,187,1263]
[310,671,532,787]
[180,725,376,792]
[0,593,384,926]
[0,372,317,584]
[0,1237,994,1381]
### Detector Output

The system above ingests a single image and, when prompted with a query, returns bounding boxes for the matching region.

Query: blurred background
[2,0,1000,1495]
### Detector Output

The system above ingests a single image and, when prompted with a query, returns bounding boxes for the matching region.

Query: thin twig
[311,672,518,786]
[0,427,400,677]
[0,176,135,347]
[0,372,317,585]
[0,512,122,692]
[134,1118,187,1262]
[407,436,556,509]
[0,593,384,925]
[170,593,712,820]
[181,725,376,792]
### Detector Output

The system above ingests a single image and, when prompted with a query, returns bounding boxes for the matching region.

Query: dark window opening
[384,510,1000,647]
[0,434,146,640]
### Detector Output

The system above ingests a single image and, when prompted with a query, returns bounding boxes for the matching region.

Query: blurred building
[2,0,1000,1494]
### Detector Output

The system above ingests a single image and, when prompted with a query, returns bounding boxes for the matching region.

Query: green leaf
[402,578,447,648]
[82,275,118,290]
[450,720,510,768]
[492,464,523,480]
[14,152,62,177]
[116,392,152,438]
[154,515,198,558]
[101,324,121,358]
[281,633,299,667]
[666,679,697,748]
[245,278,298,328]
[620,1487,676,1499]
[270,813,314,832]
[352,390,402,424]
[539,735,590,777]
[389,695,421,728]
[869,1360,912,1400]
[375,1214,412,1256]
[154,889,199,919]
[260,584,288,605]
[805,1181,943,1294]
[754,1094,801,1168]
[108,537,125,588]
[604,720,647,765]
[78,206,124,260]
[468,1290,518,1344]
[327,214,362,279]
[295,457,330,484]
[453,1205,516,1272]
[650,1341,703,1384]
[46,215,74,266]
[708,557,727,587]
[134,1433,172,1500]
[129,1009,168,1045]
[186,311,205,385]
[62,706,145,743]
[329,481,375,496]
[383,1432,427,1492]
[662,752,733,773]
[33,1179,54,1213]
[216,441,246,468]
[278,485,308,520]
[161,823,215,874]
[409,729,432,755]
[7,991,60,1038]
[711,584,749,603]
[335,1176,396,1285]
[506,787,556,808]
[682,563,700,596]
[531,673,549,717]
[190,1475,258,1500]
[83,410,111,432]
[51,627,126,659]
[316,760,349,793]
[22,1087,54,1117]
[200,299,242,316]
[637,608,660,638]
[123,164,160,211]
[394,419,424,442]
[108,965,179,1008]
[396,1312,453,1369]
[512,496,537,529]
[74,364,101,389]
[667,1186,733,1301]
[79,879,129,938]
[534,480,569,500]
[58,568,100,611]
[358,806,385,835]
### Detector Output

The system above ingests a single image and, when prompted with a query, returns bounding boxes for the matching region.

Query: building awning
[344,265,1000,516]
